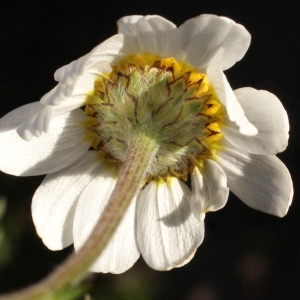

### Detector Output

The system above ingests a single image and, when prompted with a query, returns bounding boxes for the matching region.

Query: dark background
[0,1,299,299]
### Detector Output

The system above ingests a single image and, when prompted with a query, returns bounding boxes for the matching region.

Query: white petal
[54,34,126,86]
[40,84,70,106]
[68,73,98,98]
[87,34,137,66]
[16,105,56,140]
[117,15,180,57]
[32,151,102,250]
[40,83,86,107]
[177,14,251,71]
[54,54,90,85]
[207,64,258,136]
[0,103,90,176]
[191,159,229,221]
[0,102,44,141]
[137,178,204,271]
[44,34,132,108]
[216,141,293,217]
[73,168,140,274]
[17,100,85,141]
[222,87,289,155]
[117,15,144,25]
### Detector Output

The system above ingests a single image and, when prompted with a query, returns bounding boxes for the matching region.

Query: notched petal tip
[16,105,53,141]
[137,179,204,271]
[17,123,34,142]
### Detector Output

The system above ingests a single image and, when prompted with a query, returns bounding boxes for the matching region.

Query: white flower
[0,15,293,273]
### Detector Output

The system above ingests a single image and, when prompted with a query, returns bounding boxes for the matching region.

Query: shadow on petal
[159,195,192,227]
[60,198,79,245]
[18,111,91,176]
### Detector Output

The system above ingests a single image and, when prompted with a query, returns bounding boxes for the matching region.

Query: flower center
[84,54,224,181]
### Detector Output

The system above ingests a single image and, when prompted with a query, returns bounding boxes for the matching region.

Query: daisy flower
[0,14,293,273]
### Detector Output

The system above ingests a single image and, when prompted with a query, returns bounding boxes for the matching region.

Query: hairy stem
[0,135,158,300]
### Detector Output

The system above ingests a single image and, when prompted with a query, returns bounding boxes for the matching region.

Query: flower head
[0,15,293,273]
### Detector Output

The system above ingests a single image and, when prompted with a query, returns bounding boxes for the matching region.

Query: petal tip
[16,124,33,141]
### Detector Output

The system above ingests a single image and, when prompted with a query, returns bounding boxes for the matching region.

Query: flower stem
[0,135,158,300]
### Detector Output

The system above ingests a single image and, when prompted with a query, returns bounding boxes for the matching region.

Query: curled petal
[17,99,86,141]
[32,151,102,250]
[16,104,52,140]
[222,87,289,155]
[207,64,258,136]
[177,14,251,71]
[54,54,90,85]
[191,159,229,221]
[87,34,138,66]
[216,141,293,217]
[40,74,99,108]
[40,84,68,106]
[54,34,126,86]
[42,35,137,110]
[137,178,204,271]
[0,103,90,176]
[117,15,180,57]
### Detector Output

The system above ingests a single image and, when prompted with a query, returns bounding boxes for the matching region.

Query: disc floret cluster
[85,55,223,180]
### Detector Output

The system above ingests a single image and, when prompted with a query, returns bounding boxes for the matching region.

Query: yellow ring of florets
[83,53,224,181]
